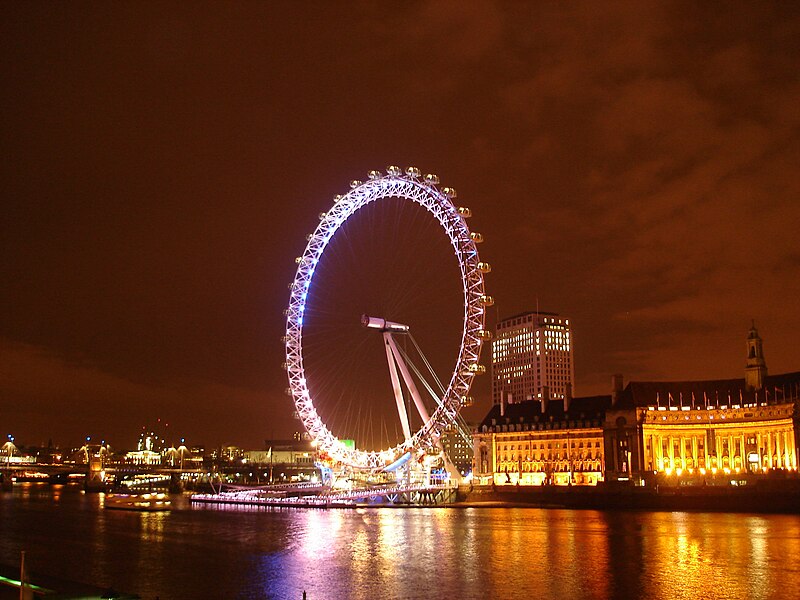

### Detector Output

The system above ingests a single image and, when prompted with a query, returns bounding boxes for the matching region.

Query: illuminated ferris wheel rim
[284,166,489,470]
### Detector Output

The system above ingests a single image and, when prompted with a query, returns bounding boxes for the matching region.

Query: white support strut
[384,332,413,442]
[385,333,431,426]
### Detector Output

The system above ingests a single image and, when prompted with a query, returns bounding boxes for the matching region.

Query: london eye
[284,166,492,471]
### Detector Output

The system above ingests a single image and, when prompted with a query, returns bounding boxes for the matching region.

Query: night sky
[2,2,799,449]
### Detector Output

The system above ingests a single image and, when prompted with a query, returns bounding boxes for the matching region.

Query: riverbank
[464,478,800,513]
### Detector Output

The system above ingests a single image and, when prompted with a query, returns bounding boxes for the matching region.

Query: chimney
[612,374,624,406]
[564,383,573,412]
[541,386,550,414]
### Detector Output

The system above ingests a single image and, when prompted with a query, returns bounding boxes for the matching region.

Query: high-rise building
[491,311,575,405]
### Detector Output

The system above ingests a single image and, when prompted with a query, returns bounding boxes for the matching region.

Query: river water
[2,483,799,599]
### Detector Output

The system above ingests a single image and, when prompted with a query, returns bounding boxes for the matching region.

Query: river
[1,483,799,599]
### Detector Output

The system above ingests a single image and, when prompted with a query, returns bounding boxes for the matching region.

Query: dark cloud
[1,1,798,447]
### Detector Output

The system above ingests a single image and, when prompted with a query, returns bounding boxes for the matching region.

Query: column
[757,432,763,471]
[728,434,734,469]
[767,433,773,469]
[492,435,497,479]
[679,436,685,470]
[667,435,675,469]
[656,433,663,470]
[783,431,790,469]
[776,432,783,469]
[740,434,746,471]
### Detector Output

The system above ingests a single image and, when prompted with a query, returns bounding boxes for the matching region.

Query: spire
[745,322,767,391]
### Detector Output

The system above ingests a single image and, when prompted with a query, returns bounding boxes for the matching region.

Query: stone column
[667,435,675,469]
[728,434,734,469]
[767,433,773,469]
[740,434,746,470]
[680,436,686,469]
[655,433,662,470]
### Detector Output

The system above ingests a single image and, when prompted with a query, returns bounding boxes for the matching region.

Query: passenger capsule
[479,294,495,307]
[306,234,314,241]
[281,362,289,370]
[424,173,440,185]
[295,257,304,264]
[477,262,492,273]
[333,194,344,203]
[285,387,293,396]
[460,396,475,407]
[466,364,486,375]
[319,212,327,220]
[477,329,493,341]
[457,207,472,218]
[406,166,421,178]
[386,165,402,176]
[368,170,382,180]
[470,232,484,243]
[350,180,362,189]
[442,186,457,198]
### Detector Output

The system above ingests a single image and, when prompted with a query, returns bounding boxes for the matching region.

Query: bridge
[1,461,209,491]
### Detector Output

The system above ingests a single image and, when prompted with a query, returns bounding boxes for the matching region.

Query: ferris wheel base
[382,451,412,472]
[319,448,463,491]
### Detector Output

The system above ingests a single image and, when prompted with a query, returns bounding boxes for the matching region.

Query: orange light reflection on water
[256,506,800,599]
[641,512,800,600]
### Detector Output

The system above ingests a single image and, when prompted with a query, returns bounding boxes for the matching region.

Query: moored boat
[105,492,172,512]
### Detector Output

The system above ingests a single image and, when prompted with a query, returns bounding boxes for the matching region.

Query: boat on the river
[105,492,172,512]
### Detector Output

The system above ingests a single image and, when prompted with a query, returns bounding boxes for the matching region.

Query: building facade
[492,311,575,405]
[474,395,608,486]
[611,374,799,480]
[475,325,800,487]
[440,427,475,476]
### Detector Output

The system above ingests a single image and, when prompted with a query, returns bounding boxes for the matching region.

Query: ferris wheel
[284,166,493,470]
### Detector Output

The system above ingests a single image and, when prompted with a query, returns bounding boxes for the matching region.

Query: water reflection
[636,512,800,600]
[3,486,800,600]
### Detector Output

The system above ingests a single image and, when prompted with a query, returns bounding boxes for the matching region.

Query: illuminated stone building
[475,325,800,487]
[473,394,610,486]
[125,430,165,465]
[492,311,574,405]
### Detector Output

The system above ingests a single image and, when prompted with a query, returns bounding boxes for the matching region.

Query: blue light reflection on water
[2,484,800,599]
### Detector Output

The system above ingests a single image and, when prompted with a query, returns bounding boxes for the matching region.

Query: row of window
[500,452,601,462]
[484,422,602,432]
[495,462,601,473]
[500,441,601,451]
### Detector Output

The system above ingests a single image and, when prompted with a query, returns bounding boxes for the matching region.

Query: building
[492,311,574,405]
[475,324,800,487]
[243,439,319,482]
[244,439,317,467]
[439,427,474,476]
[474,393,609,486]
